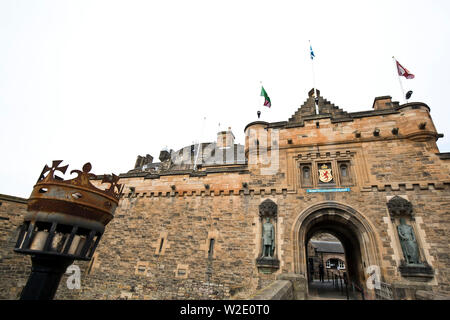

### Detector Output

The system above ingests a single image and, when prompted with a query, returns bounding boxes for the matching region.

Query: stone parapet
[120,188,290,199]
[250,280,294,300]
[0,193,27,204]
[276,273,307,300]
[415,290,450,300]
[361,182,450,192]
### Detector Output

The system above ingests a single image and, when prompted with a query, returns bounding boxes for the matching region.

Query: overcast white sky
[1,0,450,198]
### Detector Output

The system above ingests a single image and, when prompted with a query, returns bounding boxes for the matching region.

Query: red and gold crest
[319,164,333,183]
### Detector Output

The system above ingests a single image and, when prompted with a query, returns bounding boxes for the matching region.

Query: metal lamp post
[14,160,123,300]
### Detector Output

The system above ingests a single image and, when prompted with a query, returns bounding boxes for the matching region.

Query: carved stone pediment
[387,196,413,219]
[259,199,278,219]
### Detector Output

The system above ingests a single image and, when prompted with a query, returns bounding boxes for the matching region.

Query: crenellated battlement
[120,187,290,199]
[117,181,450,199]
[361,181,450,192]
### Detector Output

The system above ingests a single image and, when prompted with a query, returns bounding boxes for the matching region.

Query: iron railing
[374,282,394,300]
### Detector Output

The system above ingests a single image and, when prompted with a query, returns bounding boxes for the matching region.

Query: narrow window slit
[208,238,215,259]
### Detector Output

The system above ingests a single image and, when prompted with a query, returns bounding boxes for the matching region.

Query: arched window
[300,164,313,187]
[303,166,310,179]
[338,161,352,185]
[340,164,348,177]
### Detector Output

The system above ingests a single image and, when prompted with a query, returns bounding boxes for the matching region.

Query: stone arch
[292,201,383,288]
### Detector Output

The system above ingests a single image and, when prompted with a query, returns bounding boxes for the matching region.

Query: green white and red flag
[260,86,271,108]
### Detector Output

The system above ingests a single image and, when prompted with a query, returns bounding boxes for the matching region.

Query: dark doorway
[306,233,352,299]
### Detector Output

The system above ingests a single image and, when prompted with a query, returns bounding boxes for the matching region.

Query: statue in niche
[262,218,275,258]
[397,218,421,265]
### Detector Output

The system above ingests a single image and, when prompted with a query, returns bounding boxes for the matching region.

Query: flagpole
[259,81,263,119]
[310,41,319,115]
[311,61,319,114]
[393,56,406,104]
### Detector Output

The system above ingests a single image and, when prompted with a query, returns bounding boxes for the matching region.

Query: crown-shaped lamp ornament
[14,160,123,300]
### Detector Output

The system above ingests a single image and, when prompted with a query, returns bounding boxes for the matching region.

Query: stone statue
[262,218,275,258]
[397,218,421,265]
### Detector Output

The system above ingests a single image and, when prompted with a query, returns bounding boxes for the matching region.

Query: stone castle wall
[0,94,449,300]
[0,195,31,299]
[1,181,448,299]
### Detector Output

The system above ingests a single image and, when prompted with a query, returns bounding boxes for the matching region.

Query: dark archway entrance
[306,234,347,280]
[292,202,382,300]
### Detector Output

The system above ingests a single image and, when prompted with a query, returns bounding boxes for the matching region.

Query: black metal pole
[345,279,349,300]
[20,255,73,300]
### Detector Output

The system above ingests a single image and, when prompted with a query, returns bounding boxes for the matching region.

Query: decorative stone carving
[259,199,278,220]
[318,164,333,183]
[387,196,413,220]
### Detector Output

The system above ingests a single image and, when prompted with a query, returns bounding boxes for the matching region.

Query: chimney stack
[373,96,393,111]
[134,155,144,169]
[217,127,235,149]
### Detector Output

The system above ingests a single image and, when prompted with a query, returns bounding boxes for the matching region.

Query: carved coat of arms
[319,164,333,183]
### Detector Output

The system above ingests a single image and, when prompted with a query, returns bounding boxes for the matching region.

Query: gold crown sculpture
[15,161,124,260]
[321,164,329,170]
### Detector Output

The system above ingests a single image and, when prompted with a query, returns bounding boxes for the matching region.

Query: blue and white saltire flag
[310,44,315,60]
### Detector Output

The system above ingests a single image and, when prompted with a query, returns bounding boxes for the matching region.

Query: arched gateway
[292,202,383,294]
